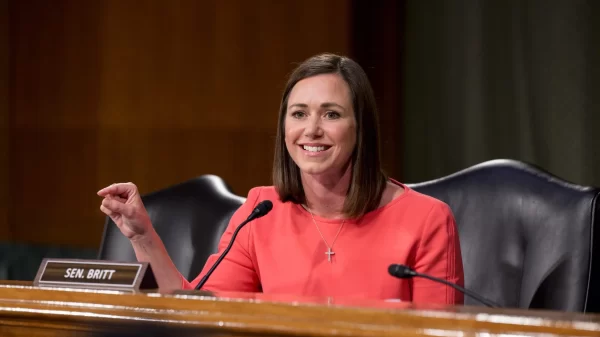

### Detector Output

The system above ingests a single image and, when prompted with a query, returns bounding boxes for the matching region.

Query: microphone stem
[194,217,251,290]
[416,273,500,308]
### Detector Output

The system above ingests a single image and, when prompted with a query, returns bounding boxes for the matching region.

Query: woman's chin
[298,164,345,178]
[297,159,352,179]
[299,165,331,176]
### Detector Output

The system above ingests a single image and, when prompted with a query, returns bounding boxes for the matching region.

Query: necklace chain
[305,205,345,262]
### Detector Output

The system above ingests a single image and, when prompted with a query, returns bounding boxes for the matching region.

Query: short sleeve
[411,202,464,305]
[182,187,263,292]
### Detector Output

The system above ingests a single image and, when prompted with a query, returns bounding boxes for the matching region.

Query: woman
[98,53,464,304]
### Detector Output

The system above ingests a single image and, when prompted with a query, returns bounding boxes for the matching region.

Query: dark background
[1,0,598,279]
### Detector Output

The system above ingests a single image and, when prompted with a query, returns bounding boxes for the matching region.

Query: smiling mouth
[300,145,331,153]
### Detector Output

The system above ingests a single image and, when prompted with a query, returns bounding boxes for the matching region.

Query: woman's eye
[291,111,306,118]
[325,111,340,119]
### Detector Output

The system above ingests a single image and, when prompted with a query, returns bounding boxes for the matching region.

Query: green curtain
[400,0,600,186]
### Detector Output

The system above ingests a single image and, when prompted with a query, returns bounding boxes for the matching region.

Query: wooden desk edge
[0,283,598,337]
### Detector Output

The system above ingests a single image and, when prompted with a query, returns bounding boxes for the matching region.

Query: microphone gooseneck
[194,200,273,290]
[388,264,500,308]
[247,200,273,221]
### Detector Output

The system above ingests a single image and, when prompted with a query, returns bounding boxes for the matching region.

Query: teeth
[303,145,327,152]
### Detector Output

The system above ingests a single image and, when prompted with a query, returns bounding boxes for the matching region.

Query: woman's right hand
[98,182,153,241]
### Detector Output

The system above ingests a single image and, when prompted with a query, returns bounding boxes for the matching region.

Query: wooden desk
[0,282,598,336]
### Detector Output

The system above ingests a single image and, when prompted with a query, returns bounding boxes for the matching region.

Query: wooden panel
[9,0,104,248]
[0,283,599,336]
[0,0,8,241]
[351,0,404,180]
[9,0,350,247]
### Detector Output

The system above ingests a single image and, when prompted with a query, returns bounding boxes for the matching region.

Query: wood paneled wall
[0,0,8,241]
[351,0,403,179]
[8,0,350,248]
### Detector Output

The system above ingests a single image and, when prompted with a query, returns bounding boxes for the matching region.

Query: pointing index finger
[97,183,136,198]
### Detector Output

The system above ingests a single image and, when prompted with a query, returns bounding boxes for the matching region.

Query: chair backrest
[407,159,600,312]
[98,175,246,281]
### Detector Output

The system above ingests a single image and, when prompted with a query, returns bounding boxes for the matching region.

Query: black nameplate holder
[33,258,157,291]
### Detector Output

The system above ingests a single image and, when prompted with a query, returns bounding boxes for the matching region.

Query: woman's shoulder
[245,185,280,201]
[382,179,453,217]
[240,186,301,221]
[242,186,290,210]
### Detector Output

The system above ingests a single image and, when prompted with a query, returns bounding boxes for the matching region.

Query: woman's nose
[304,115,323,138]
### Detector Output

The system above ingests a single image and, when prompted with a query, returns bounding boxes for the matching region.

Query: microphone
[194,200,273,290]
[388,264,500,308]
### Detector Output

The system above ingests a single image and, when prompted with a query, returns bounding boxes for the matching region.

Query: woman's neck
[301,164,352,219]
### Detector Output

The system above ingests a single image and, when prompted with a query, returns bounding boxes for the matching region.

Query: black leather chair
[98,175,245,281]
[99,161,599,312]
[407,159,600,312]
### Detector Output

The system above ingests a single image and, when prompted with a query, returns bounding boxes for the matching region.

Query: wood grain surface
[5,0,351,248]
[0,283,598,337]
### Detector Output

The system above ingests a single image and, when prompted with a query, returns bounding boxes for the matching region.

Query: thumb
[108,195,127,203]
[98,182,140,200]
[102,197,133,217]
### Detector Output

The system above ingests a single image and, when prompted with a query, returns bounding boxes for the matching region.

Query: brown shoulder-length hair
[272,53,387,219]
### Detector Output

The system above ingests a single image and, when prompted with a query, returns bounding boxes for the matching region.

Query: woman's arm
[411,202,464,304]
[99,183,264,292]
[129,229,184,291]
[98,183,187,291]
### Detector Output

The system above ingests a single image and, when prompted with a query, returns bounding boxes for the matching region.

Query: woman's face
[284,73,356,177]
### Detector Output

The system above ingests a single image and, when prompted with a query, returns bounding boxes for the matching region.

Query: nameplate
[33,258,157,291]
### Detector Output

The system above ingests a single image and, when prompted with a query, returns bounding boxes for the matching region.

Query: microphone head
[253,200,273,218]
[388,264,416,279]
